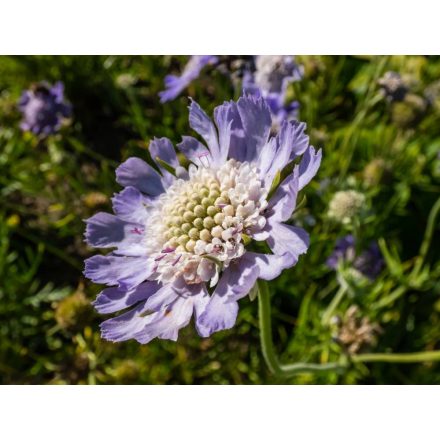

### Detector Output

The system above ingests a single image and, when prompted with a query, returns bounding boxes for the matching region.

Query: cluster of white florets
[328,190,366,225]
[144,159,268,286]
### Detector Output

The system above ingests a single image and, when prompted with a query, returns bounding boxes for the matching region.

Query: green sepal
[268,170,282,198]
[155,157,176,176]
[242,233,252,246]
[248,283,259,302]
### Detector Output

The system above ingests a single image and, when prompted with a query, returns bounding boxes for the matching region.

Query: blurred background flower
[18,81,71,135]
[327,235,384,280]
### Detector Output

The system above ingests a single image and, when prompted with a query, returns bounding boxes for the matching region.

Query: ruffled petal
[84,254,154,290]
[100,303,151,342]
[99,283,194,343]
[188,99,221,165]
[213,100,236,165]
[111,186,149,224]
[134,295,195,344]
[242,251,296,281]
[266,167,299,223]
[236,95,271,162]
[159,75,185,103]
[159,56,218,103]
[116,157,164,196]
[267,221,309,261]
[93,281,161,314]
[197,293,238,337]
[177,135,212,166]
[159,74,187,103]
[197,258,257,337]
[286,120,310,160]
[84,212,146,256]
[149,137,178,188]
[144,282,181,312]
[217,259,258,300]
[224,102,247,162]
[259,120,308,187]
[193,286,211,337]
[298,146,322,190]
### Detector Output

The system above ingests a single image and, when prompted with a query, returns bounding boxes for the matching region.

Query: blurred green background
[0,55,439,384]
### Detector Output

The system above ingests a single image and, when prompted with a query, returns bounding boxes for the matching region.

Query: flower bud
[328,190,365,224]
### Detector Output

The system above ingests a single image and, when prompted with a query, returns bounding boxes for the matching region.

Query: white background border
[1,386,439,439]
[1,0,440,54]
[1,1,439,439]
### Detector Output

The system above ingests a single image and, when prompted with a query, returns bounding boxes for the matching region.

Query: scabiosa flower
[328,190,366,224]
[252,55,303,96]
[326,235,384,280]
[18,81,71,135]
[84,95,321,344]
[159,56,303,126]
[243,56,303,127]
[159,56,219,103]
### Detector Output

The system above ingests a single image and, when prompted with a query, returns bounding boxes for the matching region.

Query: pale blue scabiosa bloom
[327,235,384,280]
[159,56,219,103]
[84,95,321,343]
[243,56,303,127]
[251,55,303,96]
[18,82,71,135]
[159,55,303,126]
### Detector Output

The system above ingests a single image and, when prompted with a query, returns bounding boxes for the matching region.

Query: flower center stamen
[145,159,268,286]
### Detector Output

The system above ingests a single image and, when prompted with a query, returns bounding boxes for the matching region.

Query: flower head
[328,190,366,224]
[159,56,219,103]
[159,56,303,126]
[18,81,71,135]
[253,56,304,96]
[326,235,384,280]
[332,305,381,354]
[243,56,303,128]
[84,95,321,343]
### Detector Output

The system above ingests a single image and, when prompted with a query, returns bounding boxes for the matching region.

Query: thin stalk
[321,284,347,326]
[352,351,440,364]
[373,285,407,310]
[411,196,440,278]
[258,280,344,378]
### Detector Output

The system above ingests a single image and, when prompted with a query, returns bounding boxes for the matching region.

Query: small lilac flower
[84,95,321,344]
[159,56,303,126]
[159,56,219,103]
[252,56,304,96]
[326,235,384,280]
[243,56,303,126]
[18,81,71,135]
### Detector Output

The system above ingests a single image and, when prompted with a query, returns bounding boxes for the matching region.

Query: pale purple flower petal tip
[159,56,303,126]
[84,94,321,344]
[18,81,71,135]
[159,56,218,103]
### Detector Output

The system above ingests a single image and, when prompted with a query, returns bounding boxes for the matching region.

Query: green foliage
[0,55,439,384]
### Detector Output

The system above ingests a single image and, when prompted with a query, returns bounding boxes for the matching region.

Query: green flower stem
[321,284,348,326]
[258,280,344,377]
[352,351,440,364]
[373,285,408,310]
[412,196,440,278]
